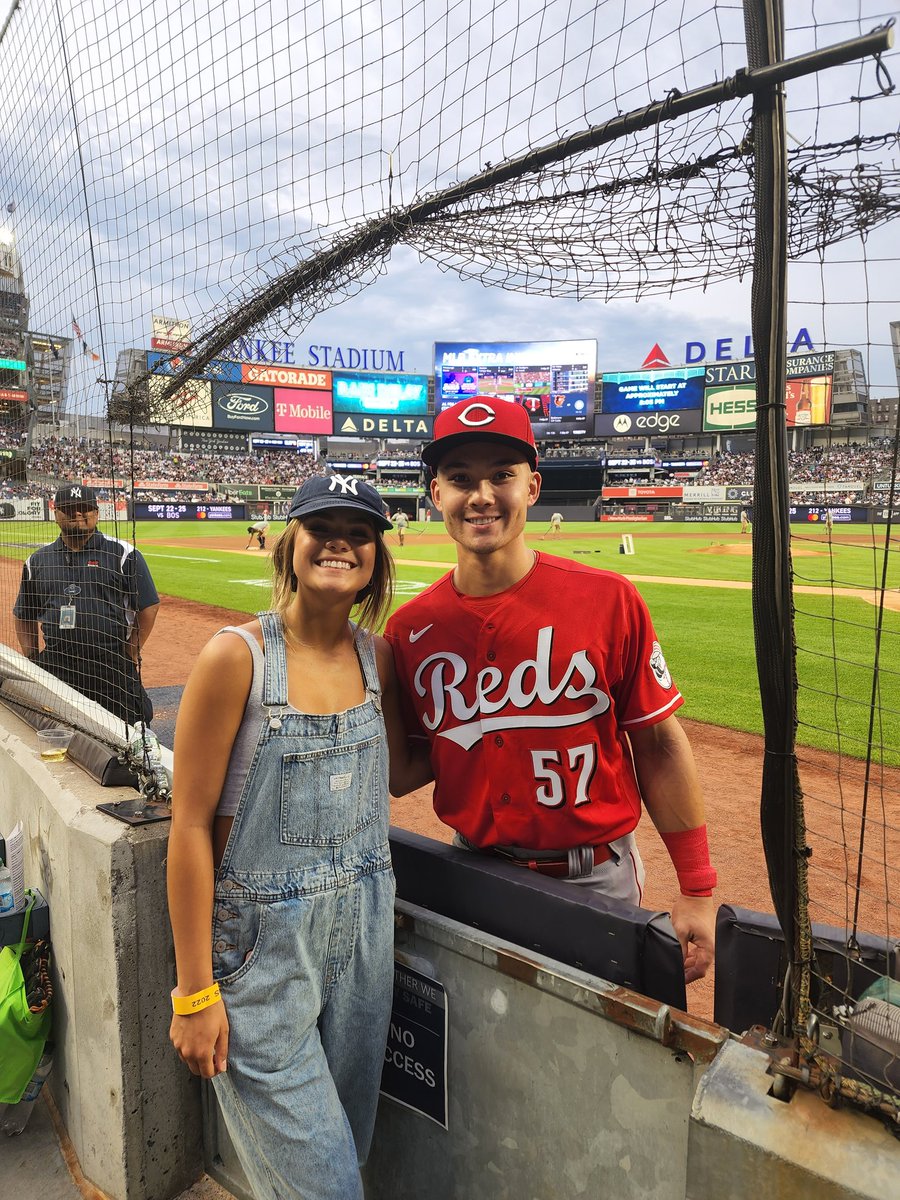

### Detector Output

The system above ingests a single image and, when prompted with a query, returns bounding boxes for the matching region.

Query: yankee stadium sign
[223,338,407,371]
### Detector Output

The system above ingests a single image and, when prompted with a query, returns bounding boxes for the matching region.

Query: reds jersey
[385,554,683,850]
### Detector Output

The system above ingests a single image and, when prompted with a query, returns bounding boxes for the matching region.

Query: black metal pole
[744,0,812,1034]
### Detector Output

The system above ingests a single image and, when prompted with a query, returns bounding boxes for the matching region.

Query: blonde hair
[270,517,395,634]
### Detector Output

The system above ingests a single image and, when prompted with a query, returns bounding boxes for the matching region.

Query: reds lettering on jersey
[385,554,683,850]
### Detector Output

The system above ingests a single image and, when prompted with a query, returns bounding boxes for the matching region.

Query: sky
[1,0,898,411]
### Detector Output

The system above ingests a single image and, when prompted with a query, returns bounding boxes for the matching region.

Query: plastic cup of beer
[36,728,75,762]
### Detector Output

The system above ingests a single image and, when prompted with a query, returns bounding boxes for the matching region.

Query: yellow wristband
[171,983,222,1016]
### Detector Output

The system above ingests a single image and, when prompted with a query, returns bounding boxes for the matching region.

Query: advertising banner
[149,376,212,427]
[134,502,246,521]
[600,513,655,521]
[82,476,125,489]
[593,409,702,437]
[98,500,128,522]
[788,480,864,494]
[724,486,754,502]
[675,504,743,521]
[273,388,333,434]
[332,371,429,415]
[602,486,683,499]
[785,376,833,426]
[703,383,757,431]
[259,485,304,501]
[250,435,316,453]
[873,480,899,492]
[703,371,834,431]
[600,366,704,414]
[151,315,192,353]
[791,505,868,524]
[212,382,275,432]
[0,498,45,520]
[683,485,727,503]
[434,339,595,438]
[216,484,258,500]
[148,351,241,383]
[702,351,835,383]
[0,388,26,403]
[244,364,331,390]
[134,479,210,492]
[333,412,433,439]
[180,428,250,454]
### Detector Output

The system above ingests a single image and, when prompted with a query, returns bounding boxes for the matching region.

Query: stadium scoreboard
[135,502,245,521]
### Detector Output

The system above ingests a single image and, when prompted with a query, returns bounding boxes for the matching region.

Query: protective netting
[0,0,897,1126]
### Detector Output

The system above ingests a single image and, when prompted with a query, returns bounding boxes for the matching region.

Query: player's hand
[670,894,716,984]
[170,1004,229,1078]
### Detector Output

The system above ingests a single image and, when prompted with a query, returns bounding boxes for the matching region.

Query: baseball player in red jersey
[385,396,717,983]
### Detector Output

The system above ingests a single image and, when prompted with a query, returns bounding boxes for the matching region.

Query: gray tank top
[211,622,376,818]
[213,627,266,818]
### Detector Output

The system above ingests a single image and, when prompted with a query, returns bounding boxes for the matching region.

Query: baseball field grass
[3,518,898,764]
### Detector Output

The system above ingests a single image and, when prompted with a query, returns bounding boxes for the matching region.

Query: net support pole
[743,0,812,1034]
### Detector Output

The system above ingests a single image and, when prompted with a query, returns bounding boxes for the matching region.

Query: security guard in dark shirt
[13,484,161,725]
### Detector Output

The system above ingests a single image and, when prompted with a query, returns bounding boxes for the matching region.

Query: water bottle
[0,861,13,914]
[1,1051,53,1135]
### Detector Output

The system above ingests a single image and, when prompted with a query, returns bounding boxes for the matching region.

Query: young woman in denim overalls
[167,476,430,1200]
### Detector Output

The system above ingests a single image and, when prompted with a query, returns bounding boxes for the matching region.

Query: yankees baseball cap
[54,483,98,509]
[421,396,538,471]
[286,474,393,531]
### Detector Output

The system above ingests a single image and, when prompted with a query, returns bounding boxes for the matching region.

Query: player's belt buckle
[492,843,613,880]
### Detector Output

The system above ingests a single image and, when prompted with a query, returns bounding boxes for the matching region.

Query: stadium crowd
[26,437,321,489]
[694,443,897,486]
[1,434,894,505]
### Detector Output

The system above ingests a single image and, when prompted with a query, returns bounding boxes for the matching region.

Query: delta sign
[641,329,815,368]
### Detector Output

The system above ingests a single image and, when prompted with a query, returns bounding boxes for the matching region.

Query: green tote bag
[0,894,53,1103]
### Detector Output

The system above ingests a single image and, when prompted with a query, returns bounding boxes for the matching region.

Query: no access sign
[381,962,448,1129]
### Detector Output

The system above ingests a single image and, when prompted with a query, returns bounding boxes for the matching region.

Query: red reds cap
[421,397,538,471]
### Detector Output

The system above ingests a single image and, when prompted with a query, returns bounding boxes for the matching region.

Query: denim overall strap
[351,624,381,708]
[257,610,289,717]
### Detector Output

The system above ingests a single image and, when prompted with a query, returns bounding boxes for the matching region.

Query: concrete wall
[0,703,202,1200]
[204,901,900,1200]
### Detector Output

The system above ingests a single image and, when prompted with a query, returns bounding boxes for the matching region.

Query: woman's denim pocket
[279,735,383,846]
[211,897,267,984]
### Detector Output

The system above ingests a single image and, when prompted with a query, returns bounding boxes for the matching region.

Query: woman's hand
[170,1003,230,1078]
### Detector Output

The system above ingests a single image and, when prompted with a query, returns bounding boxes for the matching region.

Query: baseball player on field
[547,511,564,538]
[392,509,410,547]
[385,396,717,983]
[245,517,270,550]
